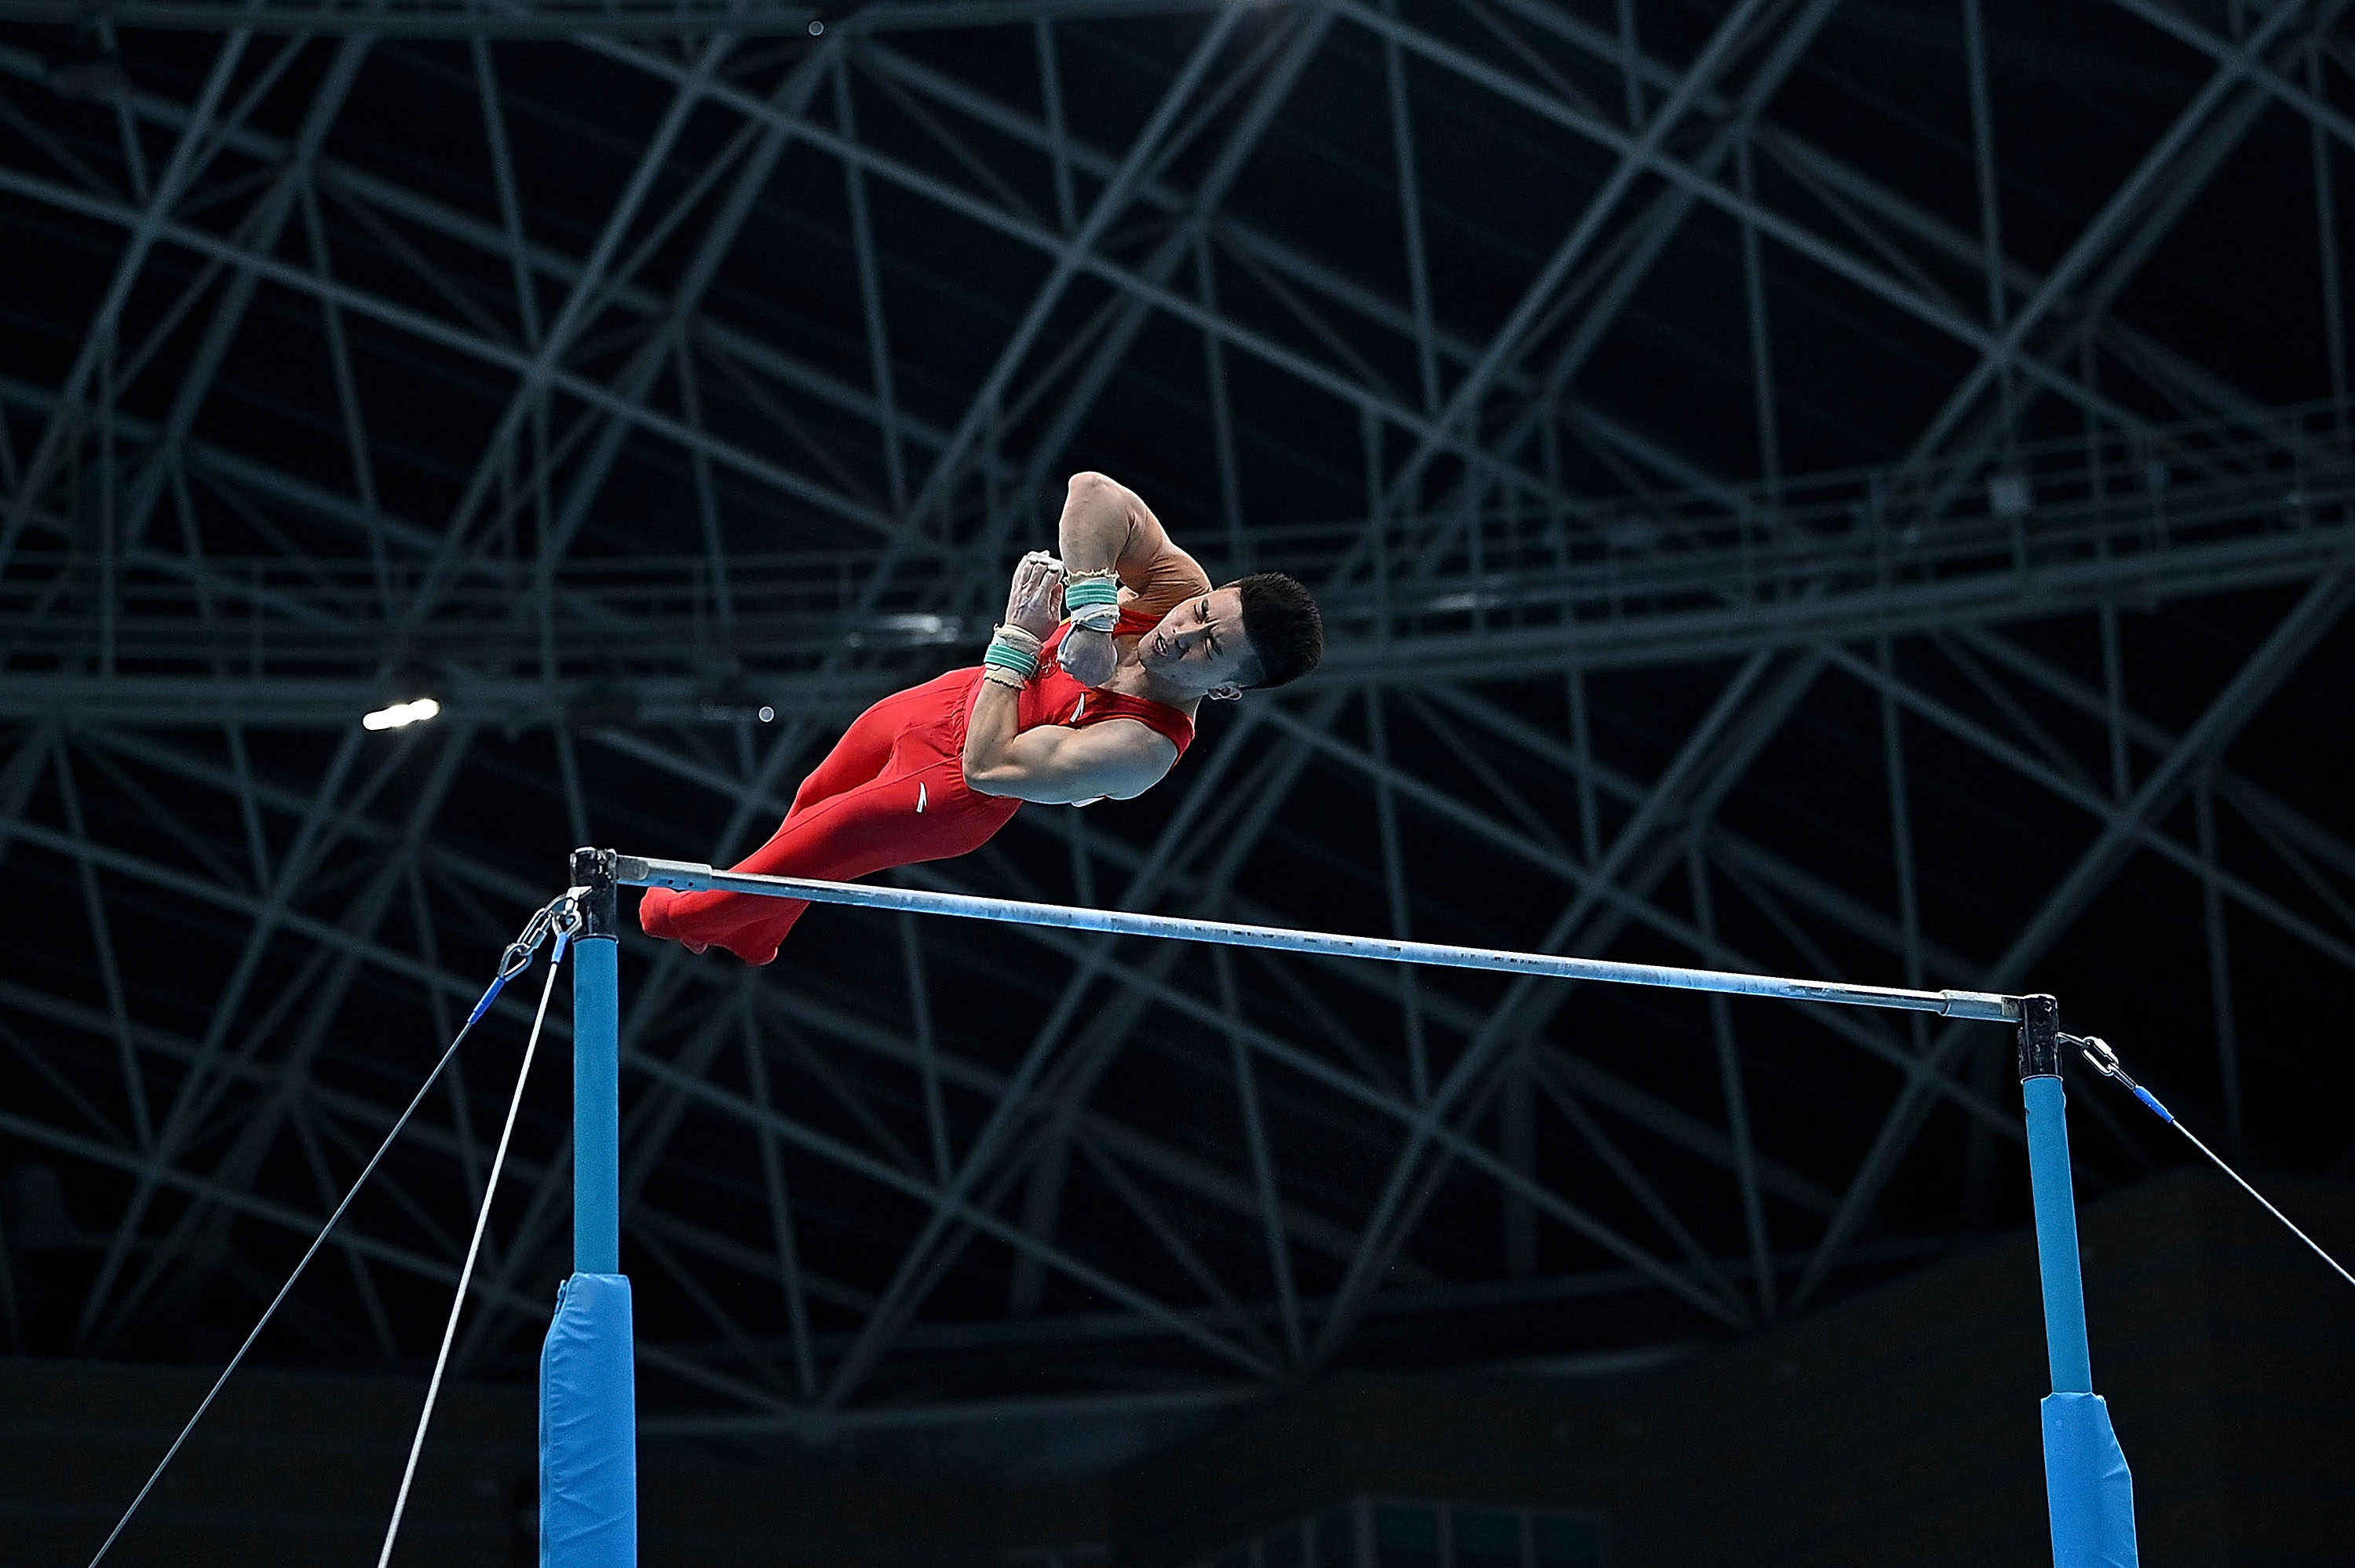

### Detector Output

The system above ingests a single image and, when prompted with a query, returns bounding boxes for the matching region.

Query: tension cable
[377,895,577,1566]
[2070,1032,2355,1292]
[86,892,582,1568]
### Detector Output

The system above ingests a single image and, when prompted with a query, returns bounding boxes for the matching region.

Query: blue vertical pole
[572,921,620,1277]
[2017,994,2138,1568]
[540,849,636,1568]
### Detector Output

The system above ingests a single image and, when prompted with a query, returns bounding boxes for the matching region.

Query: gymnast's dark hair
[1227,571,1324,690]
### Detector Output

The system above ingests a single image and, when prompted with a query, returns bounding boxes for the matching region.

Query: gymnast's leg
[638,676,949,953]
[638,674,1013,964]
[640,755,1016,964]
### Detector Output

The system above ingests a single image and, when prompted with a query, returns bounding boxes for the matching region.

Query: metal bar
[1365,692,1429,1099]
[82,732,475,1345]
[626,1050,1280,1382]
[1736,135,1780,494]
[2105,0,2355,154]
[0,0,1247,32]
[401,32,739,620]
[946,876,1750,1331]
[1035,16,1076,232]
[115,36,374,553]
[1196,230,1249,571]
[1846,644,2355,978]
[1301,651,1803,1359]
[630,765,1897,1243]
[1370,0,1783,503]
[1958,624,2355,910]
[971,6,1334,573]
[70,728,371,1331]
[0,29,250,574]
[739,1005,819,1399]
[1688,845,1773,1316]
[596,25,1566,503]
[1072,1132,1275,1358]
[0,161,894,539]
[1960,0,2012,450]
[8,481,2348,725]
[1336,0,2181,440]
[52,738,152,1154]
[1525,1052,1747,1320]
[2193,779,2243,1147]
[1755,126,2248,425]
[894,6,1243,531]
[2100,605,2130,800]
[823,709,1322,1398]
[1382,0,1439,413]
[834,57,907,513]
[1908,0,2331,460]
[1217,947,1303,1367]
[2313,45,2350,443]
[622,855,2017,1021]
[1795,575,2355,1302]
[1260,680,2028,1136]
[297,182,389,615]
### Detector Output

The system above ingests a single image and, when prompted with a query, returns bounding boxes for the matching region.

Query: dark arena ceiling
[2,0,2353,1473]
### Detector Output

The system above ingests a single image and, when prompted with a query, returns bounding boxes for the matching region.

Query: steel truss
[2,0,2353,1447]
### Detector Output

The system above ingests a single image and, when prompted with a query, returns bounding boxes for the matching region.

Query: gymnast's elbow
[1065,469,1139,509]
[962,755,1015,796]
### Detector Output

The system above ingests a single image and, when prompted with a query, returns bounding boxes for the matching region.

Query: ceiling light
[363,697,440,731]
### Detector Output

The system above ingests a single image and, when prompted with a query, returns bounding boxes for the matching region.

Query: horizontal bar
[619,855,2021,1023]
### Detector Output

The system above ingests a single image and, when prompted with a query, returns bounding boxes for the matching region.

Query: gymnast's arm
[1055,471,1211,687]
[962,698,1177,804]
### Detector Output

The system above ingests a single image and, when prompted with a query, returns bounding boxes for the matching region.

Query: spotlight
[363,697,440,731]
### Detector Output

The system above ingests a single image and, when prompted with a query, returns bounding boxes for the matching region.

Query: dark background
[0,0,2350,1561]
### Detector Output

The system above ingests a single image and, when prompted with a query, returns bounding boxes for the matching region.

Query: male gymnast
[637,471,1324,964]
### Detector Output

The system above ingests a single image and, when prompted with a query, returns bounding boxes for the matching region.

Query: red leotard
[638,607,1192,965]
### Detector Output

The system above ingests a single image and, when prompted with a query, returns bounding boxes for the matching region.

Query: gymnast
[637,471,1324,964]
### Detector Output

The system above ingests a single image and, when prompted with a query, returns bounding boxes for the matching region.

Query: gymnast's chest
[1018,670,1095,731]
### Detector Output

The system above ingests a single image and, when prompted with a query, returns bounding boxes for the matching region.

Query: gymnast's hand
[1057,625,1116,688]
[1003,550,1064,641]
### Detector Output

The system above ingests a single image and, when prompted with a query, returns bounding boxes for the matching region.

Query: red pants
[637,670,1020,965]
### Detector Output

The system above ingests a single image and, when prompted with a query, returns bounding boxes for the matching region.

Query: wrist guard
[1061,566,1122,634]
[984,622,1042,684]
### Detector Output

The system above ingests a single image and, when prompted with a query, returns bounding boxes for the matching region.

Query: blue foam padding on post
[540,1271,636,1568]
[2042,1391,2138,1568]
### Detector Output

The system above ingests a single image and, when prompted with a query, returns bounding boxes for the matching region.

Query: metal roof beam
[1904,0,2346,462]
[1791,570,2355,1303]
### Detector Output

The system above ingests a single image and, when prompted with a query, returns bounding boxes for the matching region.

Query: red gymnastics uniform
[637,607,1193,965]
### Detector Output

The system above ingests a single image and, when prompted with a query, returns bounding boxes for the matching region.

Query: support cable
[2072,1033,2355,1291]
[84,892,582,1568]
[378,899,578,1566]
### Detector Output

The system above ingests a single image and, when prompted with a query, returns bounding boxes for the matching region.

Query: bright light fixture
[363,697,441,731]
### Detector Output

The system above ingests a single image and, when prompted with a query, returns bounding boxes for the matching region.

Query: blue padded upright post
[2017,995,2138,1568]
[572,926,620,1278]
[541,849,634,1568]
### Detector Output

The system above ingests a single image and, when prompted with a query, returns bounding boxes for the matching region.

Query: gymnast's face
[1137,586,1254,698]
